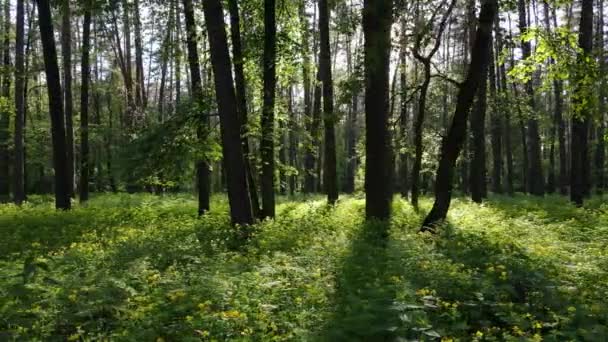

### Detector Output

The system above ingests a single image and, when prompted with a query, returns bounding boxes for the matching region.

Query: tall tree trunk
[494,9,513,195]
[594,0,606,194]
[183,0,210,215]
[571,0,593,206]
[0,0,8,202]
[61,0,75,197]
[261,0,277,218]
[399,27,409,198]
[422,0,497,230]
[344,33,358,194]
[363,0,393,220]
[319,0,338,204]
[14,0,26,204]
[470,61,488,203]
[518,0,545,196]
[158,5,173,122]
[80,1,92,203]
[411,0,457,208]
[202,0,254,226]
[553,5,567,195]
[228,0,261,217]
[300,5,316,194]
[489,34,503,194]
[134,0,146,108]
[36,0,71,210]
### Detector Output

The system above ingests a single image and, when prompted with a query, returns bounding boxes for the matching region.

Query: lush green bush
[1,194,607,341]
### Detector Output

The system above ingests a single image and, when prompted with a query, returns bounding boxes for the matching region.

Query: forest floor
[1,194,607,341]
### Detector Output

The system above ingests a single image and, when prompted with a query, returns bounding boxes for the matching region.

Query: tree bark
[202,0,254,226]
[319,0,338,205]
[36,0,71,210]
[594,0,606,194]
[80,1,92,203]
[489,32,503,194]
[228,0,261,217]
[571,0,593,206]
[470,60,488,203]
[61,0,75,197]
[363,0,393,220]
[261,0,277,218]
[183,0,211,215]
[134,0,146,108]
[518,0,545,196]
[14,0,26,204]
[422,0,497,230]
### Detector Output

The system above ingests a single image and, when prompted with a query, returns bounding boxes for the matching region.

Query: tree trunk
[202,0,254,226]
[36,0,71,210]
[80,1,92,203]
[134,0,146,108]
[300,5,316,194]
[571,0,593,206]
[228,0,261,217]
[14,0,26,204]
[518,0,544,196]
[422,0,497,230]
[61,0,75,197]
[363,0,393,220]
[399,28,409,198]
[0,0,8,202]
[319,0,338,205]
[261,0,277,218]
[594,0,606,194]
[183,0,210,215]
[470,61,488,203]
[489,33,503,194]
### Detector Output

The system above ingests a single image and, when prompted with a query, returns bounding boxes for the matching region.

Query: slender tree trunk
[399,28,409,198]
[496,10,514,195]
[344,33,358,194]
[363,0,393,220]
[518,0,545,196]
[134,0,146,108]
[61,0,75,197]
[300,5,316,194]
[0,0,8,202]
[319,0,338,204]
[183,0,210,215]
[228,0,261,217]
[470,61,488,203]
[261,0,277,218]
[202,0,254,226]
[571,0,593,206]
[36,0,71,210]
[489,34,503,194]
[14,0,26,204]
[594,0,606,194]
[422,0,497,230]
[80,1,92,203]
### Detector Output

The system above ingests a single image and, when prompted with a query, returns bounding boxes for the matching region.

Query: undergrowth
[1,193,607,341]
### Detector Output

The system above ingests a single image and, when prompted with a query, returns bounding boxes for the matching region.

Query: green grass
[1,193,607,341]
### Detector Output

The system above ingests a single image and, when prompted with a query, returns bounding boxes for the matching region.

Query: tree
[0,0,10,202]
[422,0,497,231]
[261,0,277,218]
[319,0,338,205]
[470,37,490,203]
[202,0,254,226]
[363,0,393,220]
[228,0,261,217]
[14,0,26,204]
[518,0,544,196]
[594,0,606,194]
[36,0,71,210]
[183,0,210,215]
[80,0,92,203]
[410,0,457,208]
[61,0,75,197]
[570,0,593,206]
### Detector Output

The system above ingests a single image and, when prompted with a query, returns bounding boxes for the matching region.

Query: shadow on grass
[318,220,404,341]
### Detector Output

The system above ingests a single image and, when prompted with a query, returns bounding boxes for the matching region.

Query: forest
[1,0,607,340]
